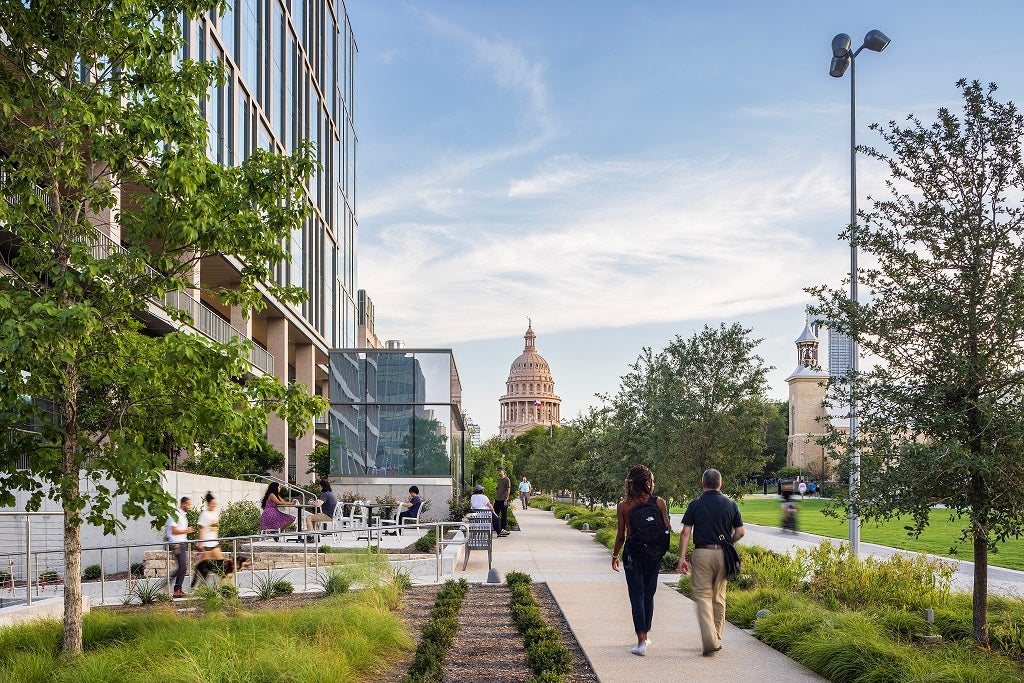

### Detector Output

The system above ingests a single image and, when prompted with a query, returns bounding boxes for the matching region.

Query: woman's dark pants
[624,546,661,635]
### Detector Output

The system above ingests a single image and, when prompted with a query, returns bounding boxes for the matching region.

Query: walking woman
[611,464,672,656]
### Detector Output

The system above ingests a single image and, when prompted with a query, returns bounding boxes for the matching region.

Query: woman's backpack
[627,496,671,561]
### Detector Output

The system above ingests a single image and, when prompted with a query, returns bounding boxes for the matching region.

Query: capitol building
[499,323,561,438]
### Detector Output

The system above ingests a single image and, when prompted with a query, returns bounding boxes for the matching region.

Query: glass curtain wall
[328,350,465,482]
[185,0,357,348]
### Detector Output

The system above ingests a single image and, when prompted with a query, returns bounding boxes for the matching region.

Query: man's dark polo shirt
[681,490,743,546]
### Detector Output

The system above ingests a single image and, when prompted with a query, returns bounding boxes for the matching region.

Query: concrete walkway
[456,506,823,682]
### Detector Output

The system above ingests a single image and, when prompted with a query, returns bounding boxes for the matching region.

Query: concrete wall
[0,471,267,577]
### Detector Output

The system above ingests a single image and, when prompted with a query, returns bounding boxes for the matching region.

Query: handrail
[0,516,473,602]
[240,473,317,504]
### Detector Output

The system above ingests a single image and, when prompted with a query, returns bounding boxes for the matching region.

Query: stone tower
[786,319,831,474]
[499,323,561,438]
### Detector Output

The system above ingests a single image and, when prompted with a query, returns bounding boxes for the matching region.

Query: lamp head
[831,33,851,58]
[829,55,851,78]
[862,29,890,52]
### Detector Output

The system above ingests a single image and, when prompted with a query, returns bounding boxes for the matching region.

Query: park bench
[461,510,493,570]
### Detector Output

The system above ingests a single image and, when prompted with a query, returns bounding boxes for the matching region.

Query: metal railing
[0,515,473,607]
[0,171,274,376]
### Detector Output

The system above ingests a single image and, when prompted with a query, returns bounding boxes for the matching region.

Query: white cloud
[360,153,853,347]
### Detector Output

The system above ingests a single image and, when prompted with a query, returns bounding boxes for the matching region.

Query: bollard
[755,609,771,620]
[486,567,504,584]
[924,608,934,623]
[581,523,590,531]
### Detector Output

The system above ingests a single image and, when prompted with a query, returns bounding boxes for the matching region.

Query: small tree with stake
[810,79,1024,646]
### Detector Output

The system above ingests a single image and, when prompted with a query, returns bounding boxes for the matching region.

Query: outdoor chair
[380,506,421,536]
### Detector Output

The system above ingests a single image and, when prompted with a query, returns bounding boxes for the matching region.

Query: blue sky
[346,1,1024,439]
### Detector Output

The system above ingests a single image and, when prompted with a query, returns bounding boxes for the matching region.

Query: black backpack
[627,496,670,561]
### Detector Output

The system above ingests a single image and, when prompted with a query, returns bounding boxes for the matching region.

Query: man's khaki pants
[690,548,727,653]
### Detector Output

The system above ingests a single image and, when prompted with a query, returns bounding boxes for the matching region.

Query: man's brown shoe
[173,589,188,598]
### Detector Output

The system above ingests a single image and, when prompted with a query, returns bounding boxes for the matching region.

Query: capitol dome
[499,323,561,438]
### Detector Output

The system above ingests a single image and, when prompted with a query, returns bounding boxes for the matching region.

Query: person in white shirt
[469,484,503,535]
[197,492,222,561]
[165,497,193,597]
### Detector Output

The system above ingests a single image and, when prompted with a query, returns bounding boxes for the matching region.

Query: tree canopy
[809,80,1024,645]
[0,0,324,653]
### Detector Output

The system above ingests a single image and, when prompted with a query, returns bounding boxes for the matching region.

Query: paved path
[456,506,823,682]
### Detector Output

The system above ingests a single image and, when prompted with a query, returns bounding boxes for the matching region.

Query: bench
[462,511,494,570]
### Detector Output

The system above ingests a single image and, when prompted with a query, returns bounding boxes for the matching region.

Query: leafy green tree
[0,0,324,653]
[181,434,285,481]
[811,80,1024,645]
[609,324,774,501]
[305,443,331,480]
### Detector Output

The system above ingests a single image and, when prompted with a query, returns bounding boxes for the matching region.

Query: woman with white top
[197,491,223,560]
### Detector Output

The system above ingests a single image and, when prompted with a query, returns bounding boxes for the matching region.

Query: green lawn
[709,496,1024,571]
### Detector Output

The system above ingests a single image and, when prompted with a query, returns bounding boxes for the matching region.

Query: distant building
[499,323,561,438]
[785,317,848,476]
[357,290,383,349]
[466,420,482,447]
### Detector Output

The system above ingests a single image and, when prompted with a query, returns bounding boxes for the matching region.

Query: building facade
[499,324,561,438]
[328,348,466,499]
[183,1,359,481]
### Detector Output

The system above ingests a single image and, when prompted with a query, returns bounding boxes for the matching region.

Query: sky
[345,1,1024,439]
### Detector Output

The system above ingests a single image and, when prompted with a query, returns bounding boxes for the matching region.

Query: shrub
[529,494,553,511]
[403,579,468,683]
[661,551,679,573]
[218,500,262,539]
[83,564,102,581]
[447,494,471,522]
[415,529,436,553]
[129,579,166,605]
[318,567,352,596]
[506,571,571,681]
[0,570,11,584]
[129,562,145,578]
[252,572,294,600]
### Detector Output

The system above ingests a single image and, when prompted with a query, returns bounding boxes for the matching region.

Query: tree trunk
[60,364,83,655]
[973,526,989,646]
[63,502,83,655]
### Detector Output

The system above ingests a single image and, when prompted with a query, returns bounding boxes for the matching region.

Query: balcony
[1,171,274,375]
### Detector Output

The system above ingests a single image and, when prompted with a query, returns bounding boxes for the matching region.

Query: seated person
[399,485,422,525]
[306,478,338,530]
[385,486,423,535]
[260,482,296,532]
[469,484,505,536]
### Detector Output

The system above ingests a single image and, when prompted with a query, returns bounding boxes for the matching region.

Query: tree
[305,443,331,480]
[182,434,285,481]
[762,401,789,477]
[0,0,325,653]
[609,323,775,500]
[809,80,1024,645]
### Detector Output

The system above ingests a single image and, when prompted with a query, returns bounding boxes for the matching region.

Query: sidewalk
[456,506,823,682]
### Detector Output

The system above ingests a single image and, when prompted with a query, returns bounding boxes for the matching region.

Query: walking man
[166,496,194,598]
[518,476,532,510]
[495,468,511,533]
[677,469,744,656]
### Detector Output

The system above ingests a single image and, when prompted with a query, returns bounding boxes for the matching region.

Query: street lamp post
[828,29,890,559]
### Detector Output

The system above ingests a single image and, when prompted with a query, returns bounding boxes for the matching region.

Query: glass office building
[329,350,465,486]
[178,1,358,479]
[185,0,357,348]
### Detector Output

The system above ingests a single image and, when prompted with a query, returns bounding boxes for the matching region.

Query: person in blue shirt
[398,485,422,526]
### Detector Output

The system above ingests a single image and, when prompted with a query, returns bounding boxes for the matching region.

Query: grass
[704,496,1024,571]
[0,551,413,683]
[681,542,1024,681]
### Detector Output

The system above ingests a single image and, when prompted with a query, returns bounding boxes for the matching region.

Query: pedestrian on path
[165,496,194,598]
[677,468,745,656]
[612,464,672,657]
[518,476,532,510]
[495,468,512,532]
